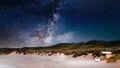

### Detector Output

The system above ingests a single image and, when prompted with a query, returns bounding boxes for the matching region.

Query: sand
[0,54,119,68]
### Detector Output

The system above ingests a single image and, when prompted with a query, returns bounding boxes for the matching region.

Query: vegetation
[0,40,120,63]
[107,54,120,63]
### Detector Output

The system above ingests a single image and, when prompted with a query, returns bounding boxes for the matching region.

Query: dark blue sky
[0,0,120,47]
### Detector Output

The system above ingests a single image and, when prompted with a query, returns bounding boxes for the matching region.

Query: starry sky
[0,0,120,47]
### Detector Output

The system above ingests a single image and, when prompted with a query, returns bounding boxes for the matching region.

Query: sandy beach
[0,54,120,68]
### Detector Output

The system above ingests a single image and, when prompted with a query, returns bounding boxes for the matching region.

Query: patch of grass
[107,54,120,63]
[0,40,120,63]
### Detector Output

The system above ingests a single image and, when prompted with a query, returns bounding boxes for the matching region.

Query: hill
[0,40,120,63]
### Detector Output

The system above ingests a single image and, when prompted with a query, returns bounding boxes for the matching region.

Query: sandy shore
[0,54,120,68]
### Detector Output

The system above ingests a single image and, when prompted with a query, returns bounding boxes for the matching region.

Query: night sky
[0,0,120,47]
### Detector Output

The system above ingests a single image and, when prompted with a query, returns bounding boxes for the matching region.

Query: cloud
[57,32,73,43]
[43,32,74,46]
[44,36,53,44]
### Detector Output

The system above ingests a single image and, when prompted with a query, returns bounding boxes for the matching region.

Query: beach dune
[0,54,119,68]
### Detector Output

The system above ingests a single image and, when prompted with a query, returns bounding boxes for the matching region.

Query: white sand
[0,54,119,68]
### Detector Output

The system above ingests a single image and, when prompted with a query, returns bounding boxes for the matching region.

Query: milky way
[0,0,120,47]
[26,0,62,46]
